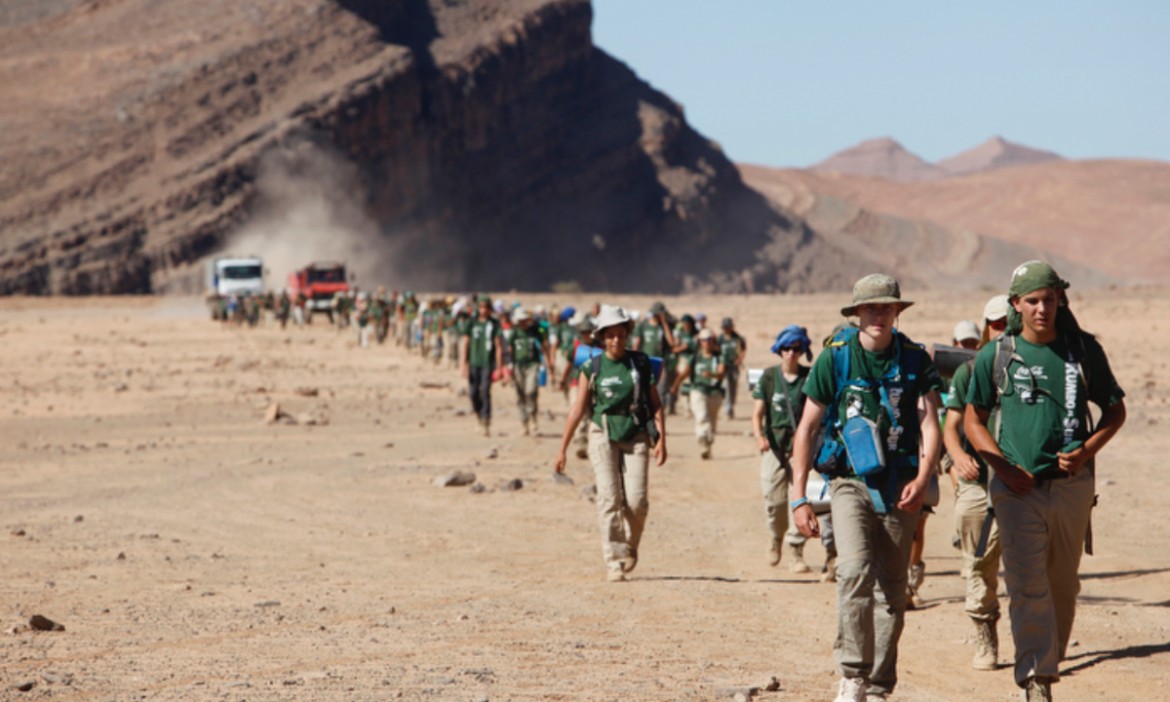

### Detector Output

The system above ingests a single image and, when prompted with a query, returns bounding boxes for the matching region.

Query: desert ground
[3,288,1169,701]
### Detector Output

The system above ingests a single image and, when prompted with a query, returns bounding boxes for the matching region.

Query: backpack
[759,366,800,457]
[589,351,660,445]
[814,326,929,513]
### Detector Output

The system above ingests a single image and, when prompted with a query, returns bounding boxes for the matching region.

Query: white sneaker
[834,676,866,702]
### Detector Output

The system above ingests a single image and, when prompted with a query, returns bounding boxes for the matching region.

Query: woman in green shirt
[672,328,726,459]
[555,305,667,582]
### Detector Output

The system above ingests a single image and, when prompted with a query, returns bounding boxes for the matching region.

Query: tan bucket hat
[840,273,914,317]
[593,305,634,333]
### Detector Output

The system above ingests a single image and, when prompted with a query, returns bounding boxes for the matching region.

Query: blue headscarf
[559,306,576,323]
[770,324,813,360]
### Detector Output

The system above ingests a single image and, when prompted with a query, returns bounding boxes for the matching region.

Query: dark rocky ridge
[0,0,866,295]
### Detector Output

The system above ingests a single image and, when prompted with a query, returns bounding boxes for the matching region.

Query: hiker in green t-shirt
[632,302,677,411]
[672,328,725,459]
[506,309,548,436]
[790,274,943,702]
[719,317,747,419]
[940,296,1009,671]
[752,324,837,579]
[555,305,667,582]
[670,314,698,417]
[964,262,1126,702]
[461,296,504,437]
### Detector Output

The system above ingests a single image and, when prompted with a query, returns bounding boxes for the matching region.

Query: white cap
[983,294,1010,322]
[953,320,980,343]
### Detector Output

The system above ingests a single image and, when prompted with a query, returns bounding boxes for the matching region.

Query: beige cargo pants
[830,477,919,696]
[587,423,650,576]
[759,449,806,546]
[689,391,722,452]
[512,363,540,425]
[954,480,1000,621]
[990,468,1094,687]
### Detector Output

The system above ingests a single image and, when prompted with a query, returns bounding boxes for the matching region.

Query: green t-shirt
[966,333,1124,475]
[636,320,667,358]
[690,350,725,396]
[753,365,809,459]
[804,332,943,476]
[944,361,987,484]
[559,323,577,360]
[465,318,501,369]
[509,327,544,368]
[719,332,745,367]
[582,354,639,442]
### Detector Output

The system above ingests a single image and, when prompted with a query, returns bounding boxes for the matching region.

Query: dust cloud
[220,137,396,292]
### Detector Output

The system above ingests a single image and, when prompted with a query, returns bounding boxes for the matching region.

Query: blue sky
[592,1,1170,168]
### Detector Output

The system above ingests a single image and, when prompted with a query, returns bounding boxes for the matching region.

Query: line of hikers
[215,263,1125,702]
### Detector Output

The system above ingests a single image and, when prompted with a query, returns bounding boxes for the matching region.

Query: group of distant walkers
[208,260,1125,702]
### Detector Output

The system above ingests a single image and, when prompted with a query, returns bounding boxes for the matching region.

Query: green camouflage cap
[841,273,913,317]
[1008,260,1068,299]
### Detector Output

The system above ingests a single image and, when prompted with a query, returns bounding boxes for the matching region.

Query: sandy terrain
[3,289,1169,701]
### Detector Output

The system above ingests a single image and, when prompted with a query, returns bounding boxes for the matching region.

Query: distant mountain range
[811,136,1063,182]
[741,155,1170,284]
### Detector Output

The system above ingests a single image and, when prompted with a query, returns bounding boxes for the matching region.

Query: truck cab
[288,262,349,323]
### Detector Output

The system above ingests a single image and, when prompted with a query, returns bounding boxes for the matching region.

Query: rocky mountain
[0,0,869,296]
[742,158,1170,283]
[811,138,947,182]
[938,136,1063,177]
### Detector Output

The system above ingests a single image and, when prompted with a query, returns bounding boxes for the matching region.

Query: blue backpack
[814,326,928,513]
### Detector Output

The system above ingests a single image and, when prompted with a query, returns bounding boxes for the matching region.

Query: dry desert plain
[3,288,1170,701]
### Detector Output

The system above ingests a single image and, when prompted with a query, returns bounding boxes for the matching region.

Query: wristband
[789,497,810,511]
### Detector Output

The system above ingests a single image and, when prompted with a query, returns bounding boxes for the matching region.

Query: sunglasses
[779,346,801,353]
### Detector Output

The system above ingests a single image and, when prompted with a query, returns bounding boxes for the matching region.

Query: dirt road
[3,291,1168,701]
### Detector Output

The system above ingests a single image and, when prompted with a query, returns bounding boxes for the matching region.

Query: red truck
[288,261,349,323]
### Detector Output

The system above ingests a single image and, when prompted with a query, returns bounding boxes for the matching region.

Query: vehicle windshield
[307,267,345,283]
[221,265,262,280]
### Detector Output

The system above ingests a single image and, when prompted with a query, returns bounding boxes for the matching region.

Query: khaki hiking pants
[587,423,650,575]
[690,391,722,451]
[830,478,919,696]
[954,480,1001,621]
[991,468,1094,688]
[759,449,807,547]
[512,363,540,425]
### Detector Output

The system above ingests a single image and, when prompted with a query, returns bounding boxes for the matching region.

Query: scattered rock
[116,552,126,560]
[419,381,450,389]
[264,403,282,424]
[15,681,35,692]
[29,614,64,632]
[113,383,129,393]
[294,387,319,397]
[254,600,281,608]
[762,676,780,692]
[715,686,759,700]
[454,409,468,417]
[469,483,487,494]
[40,671,73,686]
[499,478,523,492]
[485,448,498,459]
[383,442,395,449]
[73,515,83,523]
[580,484,597,501]
[11,528,26,536]
[433,470,477,487]
[552,472,574,486]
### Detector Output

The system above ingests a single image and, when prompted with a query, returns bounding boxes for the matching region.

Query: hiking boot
[481,422,491,437]
[606,565,626,582]
[785,543,811,574]
[700,448,711,459]
[864,694,887,702]
[834,676,867,702]
[906,586,925,610]
[908,561,925,591]
[821,553,837,583]
[1024,678,1052,702]
[768,538,782,566]
[972,618,999,671]
[522,422,530,436]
